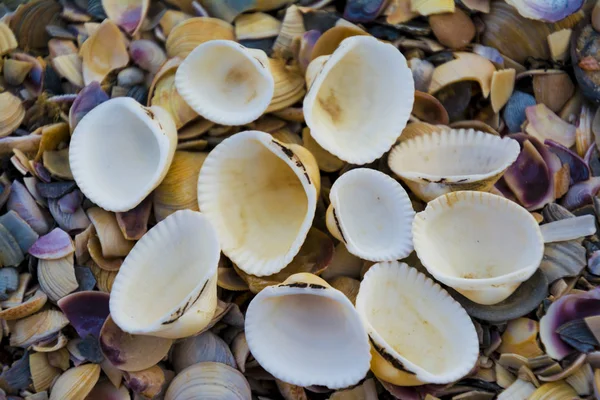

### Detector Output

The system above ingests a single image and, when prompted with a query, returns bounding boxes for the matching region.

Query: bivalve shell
[79,19,129,85]
[37,255,78,302]
[30,352,61,393]
[0,92,26,138]
[165,362,251,400]
[165,17,235,59]
[10,310,69,348]
[0,23,18,56]
[267,58,306,113]
[235,12,281,40]
[49,363,101,400]
[429,52,496,98]
[102,0,150,36]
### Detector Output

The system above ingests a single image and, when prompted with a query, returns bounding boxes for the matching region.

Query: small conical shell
[388,129,521,202]
[165,362,251,400]
[326,168,415,261]
[175,40,274,125]
[245,273,370,389]
[110,210,220,338]
[69,97,177,212]
[412,191,545,305]
[356,261,478,386]
[49,363,101,400]
[197,130,320,276]
[303,35,414,164]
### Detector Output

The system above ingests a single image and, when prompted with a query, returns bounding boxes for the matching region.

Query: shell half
[197,130,319,276]
[109,210,220,338]
[303,35,414,164]
[69,97,177,212]
[413,191,545,305]
[175,40,274,126]
[388,129,520,201]
[356,261,478,385]
[326,168,415,261]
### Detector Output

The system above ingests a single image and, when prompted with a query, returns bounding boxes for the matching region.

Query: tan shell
[3,59,34,86]
[159,10,192,37]
[397,122,440,143]
[48,348,71,371]
[498,318,543,358]
[411,0,455,15]
[165,362,251,400]
[0,92,26,138]
[150,66,199,129]
[10,310,69,348]
[490,69,515,113]
[30,352,61,393]
[178,119,214,140]
[89,261,117,293]
[302,127,344,172]
[79,19,129,85]
[87,235,123,271]
[165,18,235,59]
[429,7,475,49]
[533,72,574,113]
[87,207,135,258]
[32,331,68,353]
[37,255,78,302]
[8,0,62,51]
[267,58,306,113]
[273,5,305,59]
[311,26,368,61]
[51,54,84,87]
[0,22,18,56]
[548,29,572,62]
[49,363,101,400]
[124,365,167,398]
[0,289,47,320]
[429,52,496,98]
[528,381,578,400]
[49,39,78,58]
[235,12,281,40]
[413,91,449,125]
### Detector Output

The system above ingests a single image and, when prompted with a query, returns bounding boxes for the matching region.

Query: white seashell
[388,129,521,202]
[326,168,415,261]
[412,191,545,305]
[303,35,414,164]
[69,97,177,212]
[110,210,220,339]
[356,261,478,386]
[245,273,371,389]
[175,40,275,126]
[165,362,251,400]
[197,130,320,276]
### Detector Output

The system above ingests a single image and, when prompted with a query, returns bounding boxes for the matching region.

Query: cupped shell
[245,273,370,389]
[69,97,177,212]
[165,362,251,400]
[79,19,129,85]
[109,210,220,338]
[303,35,414,164]
[412,191,545,305]
[175,40,274,125]
[197,130,319,277]
[388,129,520,201]
[356,261,478,386]
[326,168,415,261]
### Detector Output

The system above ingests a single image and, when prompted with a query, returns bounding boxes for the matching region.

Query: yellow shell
[159,10,192,37]
[79,19,129,85]
[411,0,455,15]
[267,58,306,113]
[0,92,26,138]
[0,289,47,320]
[51,54,84,87]
[528,381,578,400]
[429,52,496,98]
[49,363,101,400]
[88,261,117,293]
[235,12,282,40]
[0,22,17,56]
[38,255,78,302]
[311,25,369,61]
[498,318,544,358]
[151,73,199,129]
[166,17,235,59]
[3,59,33,86]
[10,310,69,348]
[30,352,61,393]
[490,68,516,113]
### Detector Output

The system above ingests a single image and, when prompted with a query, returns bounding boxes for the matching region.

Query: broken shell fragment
[116,197,152,240]
[357,261,478,386]
[498,318,544,358]
[525,104,576,148]
[165,362,251,400]
[165,18,235,59]
[0,92,26,138]
[87,207,134,258]
[491,69,516,113]
[175,40,274,125]
[57,291,109,339]
[30,352,61,393]
[28,228,74,260]
[4,59,34,86]
[304,35,414,164]
[411,0,454,15]
[110,210,220,338]
[0,210,38,253]
[505,0,584,23]
[38,255,79,302]
[388,129,520,202]
[129,40,166,74]
[68,82,109,132]
[79,19,129,85]
[245,273,370,388]
[429,8,476,49]
[0,22,18,56]
[7,180,50,235]
[102,0,150,35]
[326,168,415,261]
[10,310,69,348]
[413,191,545,304]
[429,52,496,98]
[197,130,319,276]
[412,91,449,125]
[533,72,574,113]
[49,363,100,400]
[70,97,177,212]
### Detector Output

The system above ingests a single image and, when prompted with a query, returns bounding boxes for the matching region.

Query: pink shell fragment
[28,227,75,259]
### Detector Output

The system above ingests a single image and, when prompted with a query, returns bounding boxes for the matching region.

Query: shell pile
[2,0,600,399]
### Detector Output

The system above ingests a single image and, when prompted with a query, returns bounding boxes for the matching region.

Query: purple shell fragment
[0,211,39,253]
[506,0,584,23]
[28,228,75,260]
[69,82,109,131]
[58,291,110,339]
[343,0,387,22]
[7,181,50,235]
[48,199,91,233]
[115,197,152,240]
[560,177,600,210]
[585,144,600,177]
[546,139,590,184]
[58,189,83,214]
[36,181,76,199]
[540,287,600,360]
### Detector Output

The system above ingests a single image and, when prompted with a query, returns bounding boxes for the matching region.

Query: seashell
[388,129,520,202]
[165,362,251,400]
[0,92,26,138]
[123,365,169,398]
[178,119,214,140]
[0,289,47,320]
[548,29,572,62]
[176,40,274,126]
[197,130,320,276]
[4,59,34,86]
[36,181,76,199]
[528,381,578,400]
[153,151,206,222]
[117,67,145,87]
[115,197,152,241]
[110,210,220,338]
[68,82,109,132]
[343,0,387,22]
[29,228,74,260]
[450,120,499,136]
[0,210,39,253]
[429,52,495,98]
[51,54,84,87]
[301,127,344,172]
[0,135,42,158]
[498,318,543,358]
[413,191,545,305]
[217,266,249,291]
[89,262,117,293]
[70,97,177,212]
[165,17,235,59]
[429,8,475,49]
[129,40,166,75]
[267,58,305,113]
[235,12,281,40]
[158,10,191,37]
[490,69,516,113]
[412,91,449,125]
[410,0,454,15]
[49,363,101,400]
[58,291,109,339]
[497,379,536,400]
[273,5,305,59]
[38,255,78,302]
[2,272,31,309]
[565,363,594,396]
[546,140,590,184]
[503,91,537,133]
[310,26,368,62]
[48,199,91,233]
[79,19,129,85]
[126,85,148,105]
[245,273,370,388]
[540,240,586,282]
[0,267,19,300]
[9,0,61,51]
[505,0,583,23]
[329,276,360,305]
[44,149,73,180]
[58,190,83,214]
[86,379,130,399]
[30,352,61,393]
[304,36,414,164]
[0,22,18,56]
[533,72,574,113]
[321,242,363,281]
[356,261,478,386]
[8,181,51,235]
[171,330,236,373]
[99,315,172,372]
[75,266,96,292]
[525,104,576,148]
[87,207,134,258]
[102,0,150,36]
[10,310,69,348]
[326,168,415,261]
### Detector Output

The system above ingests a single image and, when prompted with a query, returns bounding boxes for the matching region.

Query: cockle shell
[235,12,282,40]
[197,130,320,276]
[176,40,274,125]
[70,97,177,212]
[79,19,129,85]
[356,261,478,386]
[273,5,305,59]
[49,363,100,400]
[0,92,26,138]
[30,352,61,393]
[326,168,415,261]
[38,255,78,302]
[102,0,150,35]
[165,362,251,400]
[303,35,414,164]
[388,129,520,201]
[165,17,235,59]
[110,210,220,338]
[245,273,370,389]
[267,58,306,113]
